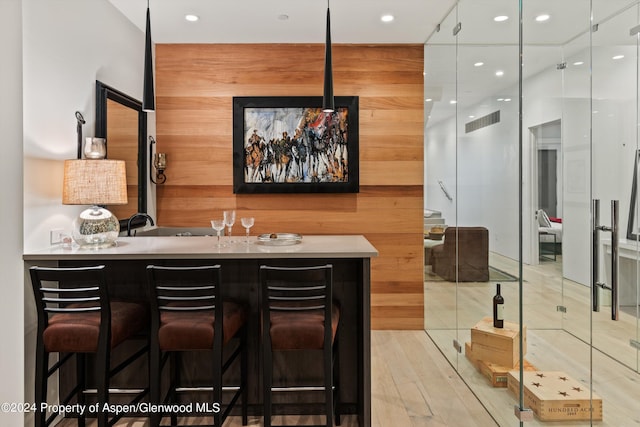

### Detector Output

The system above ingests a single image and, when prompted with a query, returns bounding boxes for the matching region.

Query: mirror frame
[95,80,147,228]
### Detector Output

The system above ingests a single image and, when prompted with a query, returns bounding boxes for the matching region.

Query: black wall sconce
[75,111,85,159]
[149,136,166,184]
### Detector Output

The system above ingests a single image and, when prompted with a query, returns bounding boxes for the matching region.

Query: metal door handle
[611,200,619,321]
[592,199,619,320]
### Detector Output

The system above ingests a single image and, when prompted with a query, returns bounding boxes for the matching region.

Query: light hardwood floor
[425,253,640,427]
[56,331,497,427]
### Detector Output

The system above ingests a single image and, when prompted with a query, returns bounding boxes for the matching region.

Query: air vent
[465,110,500,133]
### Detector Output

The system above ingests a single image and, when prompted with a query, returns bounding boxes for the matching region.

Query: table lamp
[62,159,128,248]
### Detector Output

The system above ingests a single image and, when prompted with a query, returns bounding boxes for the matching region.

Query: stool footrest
[174,385,241,392]
[83,387,147,394]
[270,425,330,427]
[271,386,331,392]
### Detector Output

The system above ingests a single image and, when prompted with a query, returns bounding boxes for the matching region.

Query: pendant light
[322,0,335,113]
[142,0,155,112]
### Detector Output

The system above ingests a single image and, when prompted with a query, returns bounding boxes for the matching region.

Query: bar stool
[146,265,248,427]
[260,264,340,427]
[29,265,149,427]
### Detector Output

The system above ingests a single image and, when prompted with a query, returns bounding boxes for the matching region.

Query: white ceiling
[424,0,640,125]
[108,0,456,44]
[108,0,640,126]
[108,1,638,46]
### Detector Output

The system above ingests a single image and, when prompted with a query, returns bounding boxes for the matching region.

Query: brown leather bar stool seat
[30,265,149,427]
[147,265,248,427]
[260,264,341,427]
[269,307,340,351]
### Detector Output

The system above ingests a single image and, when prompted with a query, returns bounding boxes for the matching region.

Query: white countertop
[23,235,379,261]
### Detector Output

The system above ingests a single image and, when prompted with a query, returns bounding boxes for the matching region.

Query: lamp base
[72,206,120,248]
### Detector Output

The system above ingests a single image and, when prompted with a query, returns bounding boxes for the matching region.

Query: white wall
[425,96,521,261]
[23,0,148,252]
[21,0,148,419]
[0,0,25,423]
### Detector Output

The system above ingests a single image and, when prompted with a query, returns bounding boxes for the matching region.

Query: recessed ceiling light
[474,62,484,67]
[535,14,550,22]
[497,98,504,101]
[185,14,199,22]
[495,70,504,77]
[469,115,475,119]
[425,98,432,102]
[494,15,509,22]
[381,14,394,23]
[504,98,512,102]
[573,61,584,66]
[278,14,289,21]
[450,100,457,104]
[613,55,624,60]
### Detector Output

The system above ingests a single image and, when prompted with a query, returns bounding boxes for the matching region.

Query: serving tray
[256,233,303,246]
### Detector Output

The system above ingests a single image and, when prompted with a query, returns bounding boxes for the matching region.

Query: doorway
[530,120,562,264]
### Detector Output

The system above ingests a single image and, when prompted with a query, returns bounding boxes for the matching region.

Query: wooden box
[469,317,526,368]
[478,359,536,387]
[507,371,603,421]
[465,341,477,367]
[465,342,535,387]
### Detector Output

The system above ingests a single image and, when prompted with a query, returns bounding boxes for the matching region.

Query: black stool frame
[30,265,148,427]
[260,264,341,427]
[147,265,248,427]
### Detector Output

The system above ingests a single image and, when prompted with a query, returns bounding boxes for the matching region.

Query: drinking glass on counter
[210,219,226,248]
[240,217,254,243]
[223,210,236,243]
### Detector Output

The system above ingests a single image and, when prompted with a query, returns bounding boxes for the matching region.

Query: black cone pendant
[322,4,334,113]
[142,2,155,112]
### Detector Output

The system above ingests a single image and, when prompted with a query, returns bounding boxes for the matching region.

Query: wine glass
[240,217,255,243]
[223,210,236,243]
[210,219,226,248]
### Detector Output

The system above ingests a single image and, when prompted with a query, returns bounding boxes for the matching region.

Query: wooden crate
[465,342,535,387]
[470,317,526,368]
[464,341,478,367]
[478,359,536,388]
[507,371,603,421]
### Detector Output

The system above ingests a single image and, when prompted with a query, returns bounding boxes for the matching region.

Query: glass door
[454,2,522,420]
[588,1,640,424]
[424,3,460,367]
[424,1,640,426]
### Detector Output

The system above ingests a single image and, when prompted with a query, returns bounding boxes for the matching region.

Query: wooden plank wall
[154,44,424,329]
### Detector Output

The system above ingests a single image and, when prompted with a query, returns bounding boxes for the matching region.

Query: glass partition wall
[424,1,640,425]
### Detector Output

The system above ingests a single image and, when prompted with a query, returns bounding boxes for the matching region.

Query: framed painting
[232,96,359,193]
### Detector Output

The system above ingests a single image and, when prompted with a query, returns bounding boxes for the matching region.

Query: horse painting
[243,107,349,184]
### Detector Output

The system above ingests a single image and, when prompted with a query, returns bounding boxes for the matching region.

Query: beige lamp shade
[62,159,128,205]
[62,159,128,248]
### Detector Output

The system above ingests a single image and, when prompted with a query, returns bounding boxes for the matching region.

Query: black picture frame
[233,96,359,194]
[627,149,640,240]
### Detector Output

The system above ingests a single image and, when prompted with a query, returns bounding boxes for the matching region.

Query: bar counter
[23,234,377,426]
[24,234,378,261]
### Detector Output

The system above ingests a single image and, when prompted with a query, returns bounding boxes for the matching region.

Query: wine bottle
[493,283,504,328]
